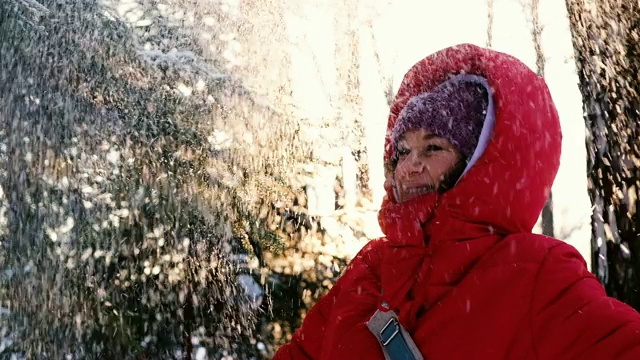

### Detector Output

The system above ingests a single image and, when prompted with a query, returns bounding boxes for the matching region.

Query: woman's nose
[399,155,424,177]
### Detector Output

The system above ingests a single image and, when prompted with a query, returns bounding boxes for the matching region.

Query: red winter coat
[273,44,640,360]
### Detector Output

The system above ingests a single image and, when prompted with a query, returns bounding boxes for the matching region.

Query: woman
[273,43,640,359]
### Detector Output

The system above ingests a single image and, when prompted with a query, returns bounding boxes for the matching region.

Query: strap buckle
[367,309,424,360]
[380,317,400,346]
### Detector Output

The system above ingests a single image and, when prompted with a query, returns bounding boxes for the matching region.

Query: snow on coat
[273,43,640,360]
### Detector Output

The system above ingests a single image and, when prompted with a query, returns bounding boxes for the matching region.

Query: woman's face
[392,128,462,203]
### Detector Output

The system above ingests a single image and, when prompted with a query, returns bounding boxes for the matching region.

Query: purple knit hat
[391,75,489,162]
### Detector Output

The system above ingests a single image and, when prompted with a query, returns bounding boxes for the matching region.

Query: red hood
[378,43,562,248]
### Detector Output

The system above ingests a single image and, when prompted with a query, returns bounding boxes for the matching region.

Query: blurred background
[1,0,638,358]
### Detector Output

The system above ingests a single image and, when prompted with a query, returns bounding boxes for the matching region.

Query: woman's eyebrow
[397,133,440,142]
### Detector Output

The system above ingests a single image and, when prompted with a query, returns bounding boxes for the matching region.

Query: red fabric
[273,44,640,360]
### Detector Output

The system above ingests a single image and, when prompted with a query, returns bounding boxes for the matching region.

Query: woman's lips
[396,184,436,202]
[402,185,435,194]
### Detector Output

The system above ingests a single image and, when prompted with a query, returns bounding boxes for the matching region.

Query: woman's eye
[424,145,444,153]
[397,148,410,157]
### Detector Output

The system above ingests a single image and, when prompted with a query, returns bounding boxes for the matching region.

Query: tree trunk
[486,0,494,48]
[565,0,640,310]
[526,0,555,237]
[334,0,362,143]
[358,1,391,209]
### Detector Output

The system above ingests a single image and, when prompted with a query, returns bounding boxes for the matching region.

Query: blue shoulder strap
[367,306,424,360]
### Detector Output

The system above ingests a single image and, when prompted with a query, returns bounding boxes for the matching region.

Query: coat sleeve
[272,240,382,360]
[530,242,640,359]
